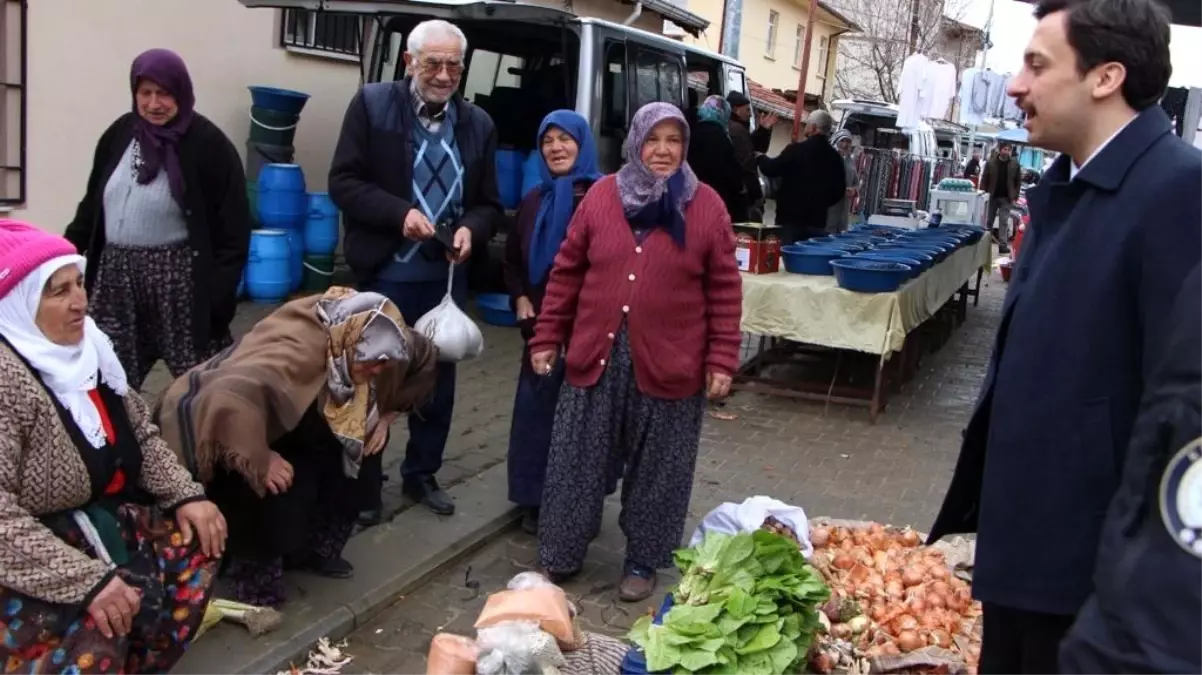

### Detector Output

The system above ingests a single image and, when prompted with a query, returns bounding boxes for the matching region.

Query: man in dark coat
[328,19,502,520]
[980,143,1021,253]
[726,92,774,219]
[755,110,846,243]
[1058,263,1201,674]
[927,0,1201,672]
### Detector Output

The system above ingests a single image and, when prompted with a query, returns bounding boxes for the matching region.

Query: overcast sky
[958,0,1202,87]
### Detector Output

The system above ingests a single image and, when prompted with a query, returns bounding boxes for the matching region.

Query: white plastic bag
[476,620,565,675]
[415,262,484,363]
[688,495,814,558]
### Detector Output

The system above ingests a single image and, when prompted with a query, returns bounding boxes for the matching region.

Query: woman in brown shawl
[156,287,437,606]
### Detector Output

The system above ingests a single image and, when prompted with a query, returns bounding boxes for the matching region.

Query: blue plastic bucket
[495,149,524,209]
[285,229,304,293]
[520,151,543,200]
[246,229,292,304]
[257,164,307,229]
[304,192,339,255]
[248,86,310,116]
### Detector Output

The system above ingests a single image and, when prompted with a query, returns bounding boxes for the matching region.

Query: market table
[736,237,994,420]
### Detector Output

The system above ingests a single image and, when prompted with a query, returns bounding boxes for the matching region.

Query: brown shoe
[619,567,657,603]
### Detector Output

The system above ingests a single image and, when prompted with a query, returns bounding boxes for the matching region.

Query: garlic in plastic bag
[415,263,485,363]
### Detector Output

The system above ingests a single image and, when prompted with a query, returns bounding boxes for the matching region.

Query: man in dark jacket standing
[328,19,502,520]
[726,92,774,219]
[756,110,845,243]
[980,142,1021,253]
[1058,263,1201,674]
[927,1,1201,672]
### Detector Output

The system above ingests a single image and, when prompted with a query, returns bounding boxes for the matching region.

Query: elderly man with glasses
[329,18,502,522]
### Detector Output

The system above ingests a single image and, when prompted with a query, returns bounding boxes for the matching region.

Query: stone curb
[174,463,520,674]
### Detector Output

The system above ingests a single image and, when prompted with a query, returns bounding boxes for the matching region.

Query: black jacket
[64,113,250,352]
[688,121,748,222]
[757,134,846,229]
[981,152,1021,201]
[328,79,502,284]
[728,118,772,206]
[1059,263,1201,674]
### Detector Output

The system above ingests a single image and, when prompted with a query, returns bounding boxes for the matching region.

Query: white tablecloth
[739,237,994,356]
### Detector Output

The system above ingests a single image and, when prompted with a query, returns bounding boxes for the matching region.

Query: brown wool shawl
[156,289,437,495]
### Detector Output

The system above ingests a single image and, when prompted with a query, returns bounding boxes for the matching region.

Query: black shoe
[357,509,383,527]
[404,477,456,516]
[521,507,540,535]
[304,555,355,579]
[999,243,1011,254]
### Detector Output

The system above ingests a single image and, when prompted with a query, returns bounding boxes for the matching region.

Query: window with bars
[280,9,363,57]
[1,0,26,206]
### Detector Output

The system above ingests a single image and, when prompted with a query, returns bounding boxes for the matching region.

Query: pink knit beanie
[0,220,81,299]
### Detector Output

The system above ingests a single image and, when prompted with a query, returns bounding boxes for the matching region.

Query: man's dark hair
[1034,0,1172,110]
[998,142,1013,150]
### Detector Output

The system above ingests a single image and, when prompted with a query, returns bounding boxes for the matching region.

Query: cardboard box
[733,222,782,274]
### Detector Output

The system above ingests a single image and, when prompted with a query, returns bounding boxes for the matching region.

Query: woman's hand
[88,576,142,639]
[365,412,400,456]
[265,451,294,495]
[530,349,558,376]
[176,500,227,558]
[515,296,536,321]
[706,371,733,400]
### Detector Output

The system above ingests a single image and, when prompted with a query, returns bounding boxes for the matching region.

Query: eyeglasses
[417,58,464,77]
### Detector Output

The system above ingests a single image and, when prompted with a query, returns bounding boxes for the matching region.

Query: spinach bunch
[628,530,830,675]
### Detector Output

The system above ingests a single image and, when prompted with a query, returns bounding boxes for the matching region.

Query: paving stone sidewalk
[340,270,1008,674]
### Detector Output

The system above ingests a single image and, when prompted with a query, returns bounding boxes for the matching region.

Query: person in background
[503,110,602,536]
[725,92,774,220]
[980,142,1021,253]
[756,110,846,244]
[688,95,748,222]
[963,151,982,180]
[156,288,437,607]
[927,0,1201,672]
[329,19,502,520]
[65,48,249,391]
[529,103,742,602]
[826,130,859,233]
[0,220,225,674]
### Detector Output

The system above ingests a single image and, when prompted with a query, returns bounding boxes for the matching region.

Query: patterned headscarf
[615,102,699,246]
[316,288,410,477]
[696,95,732,132]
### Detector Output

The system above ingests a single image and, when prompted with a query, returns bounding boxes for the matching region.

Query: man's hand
[365,412,400,456]
[757,111,780,128]
[706,371,733,400]
[265,451,294,495]
[403,209,435,241]
[515,296,536,321]
[530,349,558,376]
[175,500,227,558]
[447,227,473,264]
[88,576,142,639]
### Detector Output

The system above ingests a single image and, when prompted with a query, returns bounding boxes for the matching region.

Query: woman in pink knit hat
[0,220,226,673]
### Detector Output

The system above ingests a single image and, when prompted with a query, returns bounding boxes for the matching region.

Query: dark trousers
[979,602,1075,674]
[358,274,467,508]
[986,196,1013,241]
[778,222,827,246]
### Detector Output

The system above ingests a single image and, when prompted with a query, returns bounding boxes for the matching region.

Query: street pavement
[336,270,1007,674]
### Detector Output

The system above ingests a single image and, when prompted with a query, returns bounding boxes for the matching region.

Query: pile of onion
[809,522,982,671]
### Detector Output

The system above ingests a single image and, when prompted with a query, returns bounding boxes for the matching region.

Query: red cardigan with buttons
[529,175,743,399]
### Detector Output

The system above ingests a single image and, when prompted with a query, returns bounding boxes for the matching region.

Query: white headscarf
[0,255,129,448]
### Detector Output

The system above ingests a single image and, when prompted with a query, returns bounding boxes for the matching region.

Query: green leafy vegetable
[628,530,830,674]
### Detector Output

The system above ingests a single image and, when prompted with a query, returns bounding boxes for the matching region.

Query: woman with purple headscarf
[529,102,743,602]
[65,49,250,390]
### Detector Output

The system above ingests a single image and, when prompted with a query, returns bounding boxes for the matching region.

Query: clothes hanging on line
[897,53,959,130]
[957,69,1024,124]
[852,149,956,217]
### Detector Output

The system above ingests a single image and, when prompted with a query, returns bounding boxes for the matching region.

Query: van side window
[463,50,525,104]
[632,49,683,111]
[601,41,627,131]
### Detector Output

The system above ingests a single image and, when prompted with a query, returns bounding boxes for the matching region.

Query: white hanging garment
[924,59,958,119]
[896,52,931,130]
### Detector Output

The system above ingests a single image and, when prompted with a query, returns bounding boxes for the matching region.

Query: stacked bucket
[242,86,340,304]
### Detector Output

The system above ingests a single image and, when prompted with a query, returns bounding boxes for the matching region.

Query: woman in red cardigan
[529,102,743,602]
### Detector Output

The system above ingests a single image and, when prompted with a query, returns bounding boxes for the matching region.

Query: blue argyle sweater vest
[380,106,466,282]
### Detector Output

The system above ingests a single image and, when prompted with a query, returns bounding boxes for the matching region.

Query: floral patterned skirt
[0,504,218,674]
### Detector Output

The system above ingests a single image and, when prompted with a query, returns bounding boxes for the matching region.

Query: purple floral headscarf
[130,48,196,205]
[616,102,699,219]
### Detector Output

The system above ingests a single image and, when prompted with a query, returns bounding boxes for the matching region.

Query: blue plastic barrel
[245,229,292,304]
[304,192,340,255]
[520,151,543,200]
[285,229,304,293]
[257,164,307,230]
[495,149,524,209]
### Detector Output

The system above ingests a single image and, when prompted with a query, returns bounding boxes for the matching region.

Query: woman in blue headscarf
[687,95,748,222]
[502,110,602,535]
